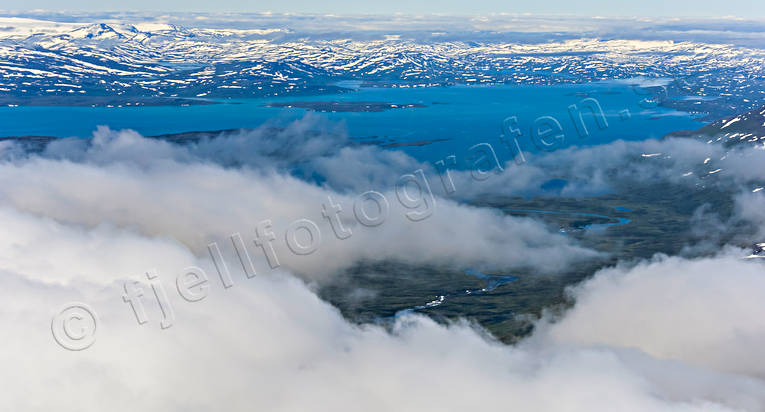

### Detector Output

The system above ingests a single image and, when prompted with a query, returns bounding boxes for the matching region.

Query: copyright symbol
[51,302,98,351]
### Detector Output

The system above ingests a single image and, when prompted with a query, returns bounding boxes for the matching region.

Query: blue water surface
[0,82,704,164]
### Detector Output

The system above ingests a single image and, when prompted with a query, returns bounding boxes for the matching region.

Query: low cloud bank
[1,208,764,411]
[31,117,765,203]
[0,126,595,276]
[538,250,765,379]
[1,122,764,411]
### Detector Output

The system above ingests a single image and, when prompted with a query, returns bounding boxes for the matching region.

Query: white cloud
[538,250,765,379]
[2,123,765,411]
[1,212,764,411]
[0,127,595,277]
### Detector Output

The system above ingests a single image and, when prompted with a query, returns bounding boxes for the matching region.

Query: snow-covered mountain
[668,104,765,148]
[0,16,764,113]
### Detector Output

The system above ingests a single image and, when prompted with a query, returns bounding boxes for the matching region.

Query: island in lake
[265,101,426,112]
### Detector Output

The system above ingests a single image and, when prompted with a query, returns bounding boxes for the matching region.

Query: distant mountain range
[0,16,763,117]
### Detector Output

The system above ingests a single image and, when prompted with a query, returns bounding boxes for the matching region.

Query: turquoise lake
[0,82,704,164]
